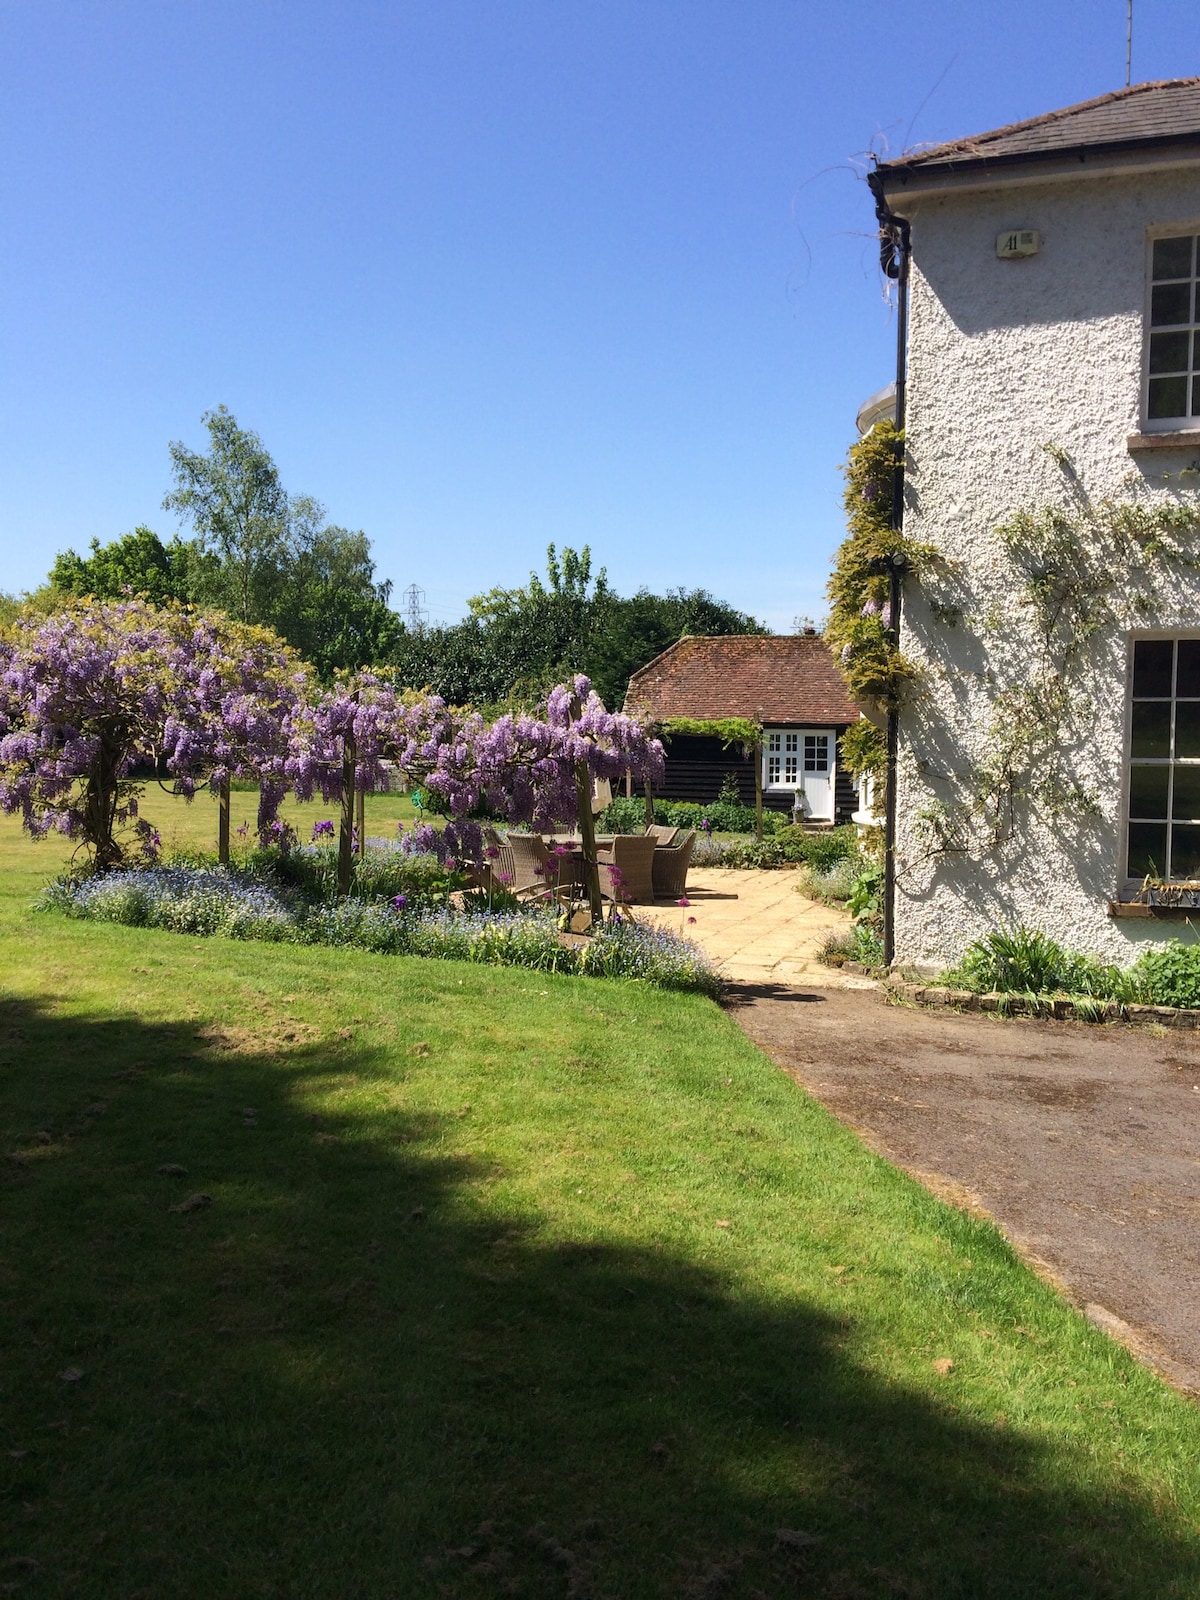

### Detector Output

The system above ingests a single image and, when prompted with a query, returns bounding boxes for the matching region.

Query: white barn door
[797,730,833,821]
[762,729,835,821]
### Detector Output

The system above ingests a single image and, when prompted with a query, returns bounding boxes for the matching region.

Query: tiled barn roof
[875,78,1200,180]
[624,635,860,726]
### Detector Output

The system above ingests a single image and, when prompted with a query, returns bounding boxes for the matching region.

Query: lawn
[3,799,1200,1597]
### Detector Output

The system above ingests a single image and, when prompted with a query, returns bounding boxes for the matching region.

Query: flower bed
[38,864,721,997]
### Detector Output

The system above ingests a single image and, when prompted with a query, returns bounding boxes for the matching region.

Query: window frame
[1122,633,1200,886]
[1141,224,1200,434]
[762,727,831,792]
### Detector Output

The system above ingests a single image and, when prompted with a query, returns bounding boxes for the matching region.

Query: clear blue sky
[2,1,1195,631]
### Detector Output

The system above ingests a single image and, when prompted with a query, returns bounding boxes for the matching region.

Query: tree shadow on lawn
[1,992,1198,1600]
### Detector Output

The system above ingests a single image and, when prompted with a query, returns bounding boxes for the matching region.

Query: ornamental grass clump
[940,926,1137,1009]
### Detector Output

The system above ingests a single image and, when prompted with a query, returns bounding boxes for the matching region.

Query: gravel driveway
[726,982,1200,1391]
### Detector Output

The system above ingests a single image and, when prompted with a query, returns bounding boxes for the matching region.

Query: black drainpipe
[867,170,911,970]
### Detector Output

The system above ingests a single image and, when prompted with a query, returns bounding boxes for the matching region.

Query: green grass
[3,805,1200,1597]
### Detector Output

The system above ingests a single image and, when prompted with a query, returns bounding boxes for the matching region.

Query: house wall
[894,164,1200,967]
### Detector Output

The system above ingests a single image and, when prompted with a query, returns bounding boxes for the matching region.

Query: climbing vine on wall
[920,446,1200,860]
[826,421,932,742]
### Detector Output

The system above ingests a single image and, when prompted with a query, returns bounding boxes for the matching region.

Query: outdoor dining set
[478,824,695,907]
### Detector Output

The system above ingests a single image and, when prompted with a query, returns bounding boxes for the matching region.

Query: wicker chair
[596,834,658,905]
[468,826,517,895]
[645,823,679,846]
[505,833,584,899]
[651,830,695,900]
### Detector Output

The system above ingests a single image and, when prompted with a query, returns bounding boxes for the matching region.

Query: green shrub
[1129,941,1200,1008]
[819,921,885,970]
[796,856,866,904]
[595,794,788,838]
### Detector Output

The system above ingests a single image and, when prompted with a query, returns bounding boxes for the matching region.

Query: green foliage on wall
[659,716,761,749]
[839,718,886,781]
[825,421,932,712]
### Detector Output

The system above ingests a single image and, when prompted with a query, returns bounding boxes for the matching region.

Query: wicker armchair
[505,833,584,899]
[645,823,679,846]
[468,826,517,895]
[596,834,657,905]
[651,830,695,900]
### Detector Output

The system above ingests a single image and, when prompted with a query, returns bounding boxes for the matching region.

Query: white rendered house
[866,79,1200,968]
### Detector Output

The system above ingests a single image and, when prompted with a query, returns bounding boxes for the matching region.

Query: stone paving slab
[639,866,874,988]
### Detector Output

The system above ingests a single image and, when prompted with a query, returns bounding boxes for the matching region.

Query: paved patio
[640,866,874,988]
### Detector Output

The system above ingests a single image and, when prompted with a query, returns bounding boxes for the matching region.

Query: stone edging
[884,977,1200,1029]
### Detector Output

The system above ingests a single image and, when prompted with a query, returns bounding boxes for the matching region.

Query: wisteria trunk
[574,759,604,922]
[338,733,356,897]
[218,776,231,865]
[82,735,123,872]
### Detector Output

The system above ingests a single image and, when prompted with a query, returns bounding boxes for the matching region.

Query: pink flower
[677,896,691,907]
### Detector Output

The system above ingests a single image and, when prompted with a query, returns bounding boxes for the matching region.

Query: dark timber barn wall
[657,731,859,822]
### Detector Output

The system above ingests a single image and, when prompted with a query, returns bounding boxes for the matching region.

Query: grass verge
[2,807,1200,1597]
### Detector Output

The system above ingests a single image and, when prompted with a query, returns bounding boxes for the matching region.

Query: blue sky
[2,1,1196,631]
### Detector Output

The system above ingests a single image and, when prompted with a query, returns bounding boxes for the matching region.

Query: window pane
[1149,330,1191,373]
[1151,281,1193,325]
[1172,825,1200,878]
[1177,640,1200,696]
[1176,702,1200,758]
[1128,822,1168,878]
[1129,763,1169,818]
[1193,373,1200,418]
[1149,375,1189,417]
[1153,235,1195,279]
[1133,639,1174,696]
[1131,701,1172,757]
[1173,765,1200,820]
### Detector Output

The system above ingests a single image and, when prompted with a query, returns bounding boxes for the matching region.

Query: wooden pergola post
[754,738,764,841]
[356,783,366,858]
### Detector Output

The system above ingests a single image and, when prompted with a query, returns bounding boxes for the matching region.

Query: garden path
[640,866,873,988]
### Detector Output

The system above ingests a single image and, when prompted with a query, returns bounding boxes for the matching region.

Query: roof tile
[623,636,860,726]
[878,78,1200,175]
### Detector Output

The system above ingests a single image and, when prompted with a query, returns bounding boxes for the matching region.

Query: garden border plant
[37,859,722,997]
[881,922,1200,1023]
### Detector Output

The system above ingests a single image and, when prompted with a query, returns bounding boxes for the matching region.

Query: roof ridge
[878,77,1200,171]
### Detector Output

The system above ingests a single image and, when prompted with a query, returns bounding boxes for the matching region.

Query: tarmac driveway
[726,982,1200,1391]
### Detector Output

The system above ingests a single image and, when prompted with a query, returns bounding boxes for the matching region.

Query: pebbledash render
[866,79,1200,969]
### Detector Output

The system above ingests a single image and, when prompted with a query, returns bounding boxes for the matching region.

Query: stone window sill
[1127,430,1200,452]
